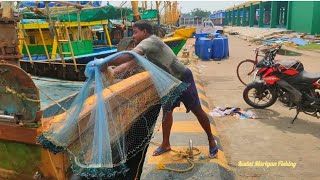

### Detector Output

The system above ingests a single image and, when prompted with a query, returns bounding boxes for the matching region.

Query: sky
[107,1,245,14]
[179,1,245,13]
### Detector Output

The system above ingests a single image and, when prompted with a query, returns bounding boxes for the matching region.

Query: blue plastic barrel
[211,33,222,38]
[223,37,229,58]
[199,38,212,61]
[195,38,200,56]
[194,33,208,39]
[212,38,225,60]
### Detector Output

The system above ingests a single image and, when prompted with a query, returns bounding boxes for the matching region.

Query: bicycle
[236,44,281,86]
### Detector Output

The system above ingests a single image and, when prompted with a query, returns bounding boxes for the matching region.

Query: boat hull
[0,72,160,179]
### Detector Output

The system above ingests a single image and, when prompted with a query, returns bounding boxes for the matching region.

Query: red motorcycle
[243,45,320,123]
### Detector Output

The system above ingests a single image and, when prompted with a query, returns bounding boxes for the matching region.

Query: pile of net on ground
[37,51,188,178]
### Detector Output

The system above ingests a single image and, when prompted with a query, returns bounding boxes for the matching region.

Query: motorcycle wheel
[243,82,278,109]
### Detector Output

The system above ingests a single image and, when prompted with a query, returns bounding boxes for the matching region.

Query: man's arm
[100,48,144,72]
[112,59,138,75]
[100,53,132,72]
[111,49,144,75]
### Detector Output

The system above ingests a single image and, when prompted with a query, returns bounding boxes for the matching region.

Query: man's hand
[105,66,115,84]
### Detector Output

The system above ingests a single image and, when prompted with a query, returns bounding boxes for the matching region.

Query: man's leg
[191,107,217,149]
[161,110,173,149]
[153,110,173,155]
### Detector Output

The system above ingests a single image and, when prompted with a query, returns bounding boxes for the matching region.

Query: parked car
[197,20,223,34]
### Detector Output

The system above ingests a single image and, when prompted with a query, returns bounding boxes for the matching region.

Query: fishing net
[37,51,188,178]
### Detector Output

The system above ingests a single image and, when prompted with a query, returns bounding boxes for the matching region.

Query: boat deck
[33,77,83,109]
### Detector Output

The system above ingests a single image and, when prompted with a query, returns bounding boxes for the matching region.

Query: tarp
[19,1,102,8]
[127,10,158,21]
[22,5,158,22]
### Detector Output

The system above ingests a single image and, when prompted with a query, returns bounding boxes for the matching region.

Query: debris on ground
[224,26,320,49]
[229,31,239,35]
[291,38,308,46]
[209,107,257,119]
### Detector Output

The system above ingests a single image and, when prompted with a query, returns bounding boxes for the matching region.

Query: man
[103,20,218,158]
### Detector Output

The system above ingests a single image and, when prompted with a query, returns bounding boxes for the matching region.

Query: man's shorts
[168,68,202,113]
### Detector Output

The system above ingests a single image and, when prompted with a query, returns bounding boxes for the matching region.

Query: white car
[197,20,223,34]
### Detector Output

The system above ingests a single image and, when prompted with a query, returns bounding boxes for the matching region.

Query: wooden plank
[23,20,109,30]
[0,168,33,180]
[39,150,69,180]
[0,123,38,145]
[19,60,86,66]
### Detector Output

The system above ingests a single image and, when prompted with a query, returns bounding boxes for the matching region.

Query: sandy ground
[194,35,320,180]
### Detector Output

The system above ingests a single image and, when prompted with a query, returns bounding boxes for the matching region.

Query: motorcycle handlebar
[253,44,267,52]
[253,43,283,52]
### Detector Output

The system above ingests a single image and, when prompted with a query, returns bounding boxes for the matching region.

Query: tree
[190,8,211,18]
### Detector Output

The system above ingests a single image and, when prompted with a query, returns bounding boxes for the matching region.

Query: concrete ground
[198,34,320,180]
[141,66,234,180]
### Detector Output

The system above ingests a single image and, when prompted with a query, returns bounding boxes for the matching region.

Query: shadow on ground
[247,108,320,139]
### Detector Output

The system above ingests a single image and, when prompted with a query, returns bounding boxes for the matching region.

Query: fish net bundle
[37,51,188,178]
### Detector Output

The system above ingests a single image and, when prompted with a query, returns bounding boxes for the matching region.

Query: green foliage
[0,141,41,174]
[190,8,211,18]
[296,43,320,50]
[182,13,192,17]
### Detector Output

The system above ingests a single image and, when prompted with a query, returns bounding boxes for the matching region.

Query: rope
[37,86,68,113]
[134,142,148,180]
[157,157,195,172]
[40,109,61,180]
[4,86,41,103]
[0,74,40,102]
[46,150,61,180]
[37,84,84,146]
[150,141,201,172]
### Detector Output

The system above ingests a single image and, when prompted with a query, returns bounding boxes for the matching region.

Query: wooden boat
[1,4,162,177]
[18,19,195,81]
[16,3,149,81]
[0,61,161,179]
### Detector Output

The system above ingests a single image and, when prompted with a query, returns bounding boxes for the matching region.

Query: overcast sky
[107,1,245,13]
[179,1,244,13]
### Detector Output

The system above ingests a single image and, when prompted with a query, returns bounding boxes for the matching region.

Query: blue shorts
[168,68,202,113]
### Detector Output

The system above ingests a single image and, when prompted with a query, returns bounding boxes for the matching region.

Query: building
[225,1,320,35]
[179,14,205,27]
[210,10,226,26]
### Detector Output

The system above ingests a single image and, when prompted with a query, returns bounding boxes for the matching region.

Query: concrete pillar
[259,2,264,27]
[232,9,236,25]
[225,11,229,25]
[237,7,241,26]
[270,1,279,28]
[227,11,230,25]
[284,4,288,25]
[242,6,247,26]
[229,10,232,25]
[249,4,255,27]
[286,1,292,29]
[278,7,282,25]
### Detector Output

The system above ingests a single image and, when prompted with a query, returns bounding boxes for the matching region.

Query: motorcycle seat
[296,71,320,84]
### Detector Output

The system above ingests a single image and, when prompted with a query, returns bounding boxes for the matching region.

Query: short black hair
[133,20,154,34]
